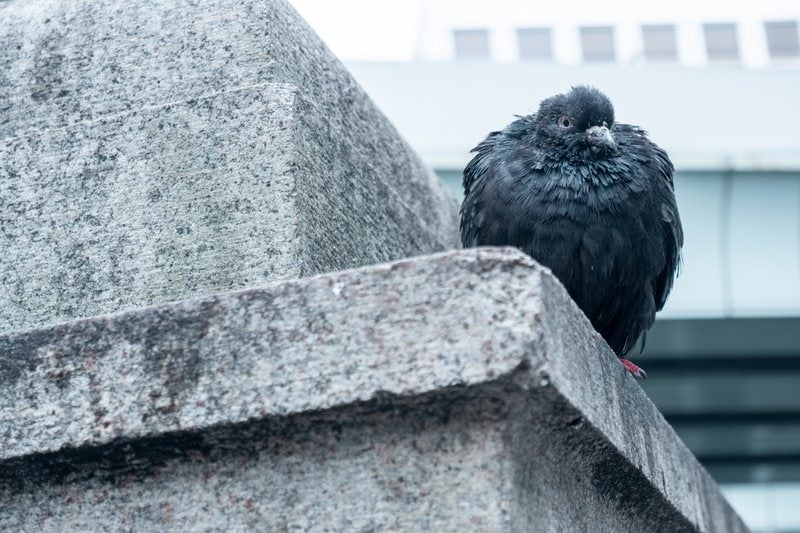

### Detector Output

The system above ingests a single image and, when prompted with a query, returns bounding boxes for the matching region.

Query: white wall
[290,0,800,67]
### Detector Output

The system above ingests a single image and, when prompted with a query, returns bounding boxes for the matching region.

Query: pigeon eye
[558,116,573,128]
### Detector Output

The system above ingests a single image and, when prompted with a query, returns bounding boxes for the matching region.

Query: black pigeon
[460,86,683,378]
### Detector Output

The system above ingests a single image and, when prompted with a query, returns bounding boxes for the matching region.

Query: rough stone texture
[0,0,459,333]
[0,248,748,532]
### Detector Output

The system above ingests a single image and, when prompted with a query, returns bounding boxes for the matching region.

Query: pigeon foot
[620,358,647,379]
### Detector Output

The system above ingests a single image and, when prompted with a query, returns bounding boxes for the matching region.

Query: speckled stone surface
[0,249,747,532]
[0,0,459,332]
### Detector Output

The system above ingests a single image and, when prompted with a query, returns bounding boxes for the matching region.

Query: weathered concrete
[0,0,459,333]
[0,248,748,532]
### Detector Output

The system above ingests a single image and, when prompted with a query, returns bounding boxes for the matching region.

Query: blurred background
[288,1,800,530]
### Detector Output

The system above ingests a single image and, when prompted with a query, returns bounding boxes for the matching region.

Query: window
[765,21,800,59]
[642,24,678,62]
[580,26,615,62]
[518,28,553,61]
[453,29,490,60]
[703,23,740,62]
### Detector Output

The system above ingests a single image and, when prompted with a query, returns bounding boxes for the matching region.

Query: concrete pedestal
[0,249,747,532]
[0,0,458,332]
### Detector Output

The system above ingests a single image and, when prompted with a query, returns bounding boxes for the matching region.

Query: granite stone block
[0,249,748,532]
[0,0,459,332]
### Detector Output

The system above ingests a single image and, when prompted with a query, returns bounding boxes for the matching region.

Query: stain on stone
[138,298,219,411]
[0,329,53,385]
[30,28,68,102]
[567,416,583,429]
[0,320,107,386]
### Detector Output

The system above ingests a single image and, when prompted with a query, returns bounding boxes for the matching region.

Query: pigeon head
[534,85,617,157]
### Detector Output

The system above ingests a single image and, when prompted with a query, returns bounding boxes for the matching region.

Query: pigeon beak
[586,125,615,151]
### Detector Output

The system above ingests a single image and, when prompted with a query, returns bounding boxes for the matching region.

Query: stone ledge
[0,248,747,531]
